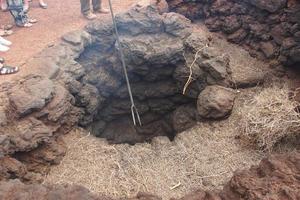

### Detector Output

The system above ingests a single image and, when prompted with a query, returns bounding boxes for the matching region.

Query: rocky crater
[0,1,238,183]
[0,0,299,199]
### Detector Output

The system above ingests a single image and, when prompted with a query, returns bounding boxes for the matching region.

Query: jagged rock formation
[0,151,299,200]
[0,2,296,200]
[0,0,236,183]
[167,0,300,67]
[74,3,236,144]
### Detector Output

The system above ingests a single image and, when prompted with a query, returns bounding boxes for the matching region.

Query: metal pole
[107,0,142,126]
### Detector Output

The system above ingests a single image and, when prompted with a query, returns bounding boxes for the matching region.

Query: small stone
[197,85,236,119]
[260,41,276,58]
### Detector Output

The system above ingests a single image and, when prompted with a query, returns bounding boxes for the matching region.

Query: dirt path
[0,0,139,83]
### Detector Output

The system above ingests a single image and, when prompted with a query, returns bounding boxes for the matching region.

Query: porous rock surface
[0,151,299,200]
[0,0,235,183]
[0,0,297,199]
[197,85,236,119]
[167,0,300,67]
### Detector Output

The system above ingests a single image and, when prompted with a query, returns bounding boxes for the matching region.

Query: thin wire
[108,0,142,126]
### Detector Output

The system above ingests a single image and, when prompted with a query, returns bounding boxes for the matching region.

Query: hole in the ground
[77,45,198,145]
[69,6,234,145]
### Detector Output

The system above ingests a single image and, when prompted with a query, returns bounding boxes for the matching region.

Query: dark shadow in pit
[77,45,199,145]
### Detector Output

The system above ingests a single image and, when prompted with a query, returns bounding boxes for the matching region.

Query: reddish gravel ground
[0,0,138,83]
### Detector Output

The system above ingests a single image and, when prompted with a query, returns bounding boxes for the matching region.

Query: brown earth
[1,151,299,200]
[0,0,139,84]
[0,1,299,200]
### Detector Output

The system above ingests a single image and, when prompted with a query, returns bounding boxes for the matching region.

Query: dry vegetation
[238,84,300,152]
[44,89,263,200]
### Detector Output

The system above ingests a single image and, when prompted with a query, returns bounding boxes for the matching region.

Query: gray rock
[38,84,77,124]
[120,33,184,66]
[85,18,115,50]
[249,0,287,13]
[197,85,236,119]
[162,12,192,38]
[184,32,209,52]
[62,60,85,81]
[260,41,276,58]
[83,67,121,97]
[115,5,164,36]
[8,75,55,117]
[198,54,232,86]
[62,30,92,47]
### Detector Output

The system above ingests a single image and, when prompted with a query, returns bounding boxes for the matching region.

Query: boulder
[120,33,184,66]
[162,12,192,38]
[8,75,55,117]
[15,137,67,176]
[197,85,236,119]
[0,117,53,155]
[221,151,300,199]
[198,50,232,87]
[85,18,115,50]
[184,32,209,53]
[115,5,164,36]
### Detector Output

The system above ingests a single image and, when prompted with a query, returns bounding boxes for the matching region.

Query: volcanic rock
[197,85,236,119]
[8,75,55,117]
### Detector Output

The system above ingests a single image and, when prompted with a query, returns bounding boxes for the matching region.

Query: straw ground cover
[238,84,300,152]
[44,89,263,200]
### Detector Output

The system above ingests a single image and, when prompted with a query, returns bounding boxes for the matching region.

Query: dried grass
[44,89,263,200]
[238,84,300,152]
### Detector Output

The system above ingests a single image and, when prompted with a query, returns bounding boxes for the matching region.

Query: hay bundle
[239,85,300,151]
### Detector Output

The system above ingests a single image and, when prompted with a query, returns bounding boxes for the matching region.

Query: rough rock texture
[80,3,234,144]
[0,0,269,188]
[0,151,299,200]
[0,179,104,200]
[197,85,236,119]
[167,0,300,67]
[0,0,226,183]
[220,151,300,200]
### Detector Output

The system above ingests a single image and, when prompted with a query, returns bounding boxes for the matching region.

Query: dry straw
[239,84,300,151]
